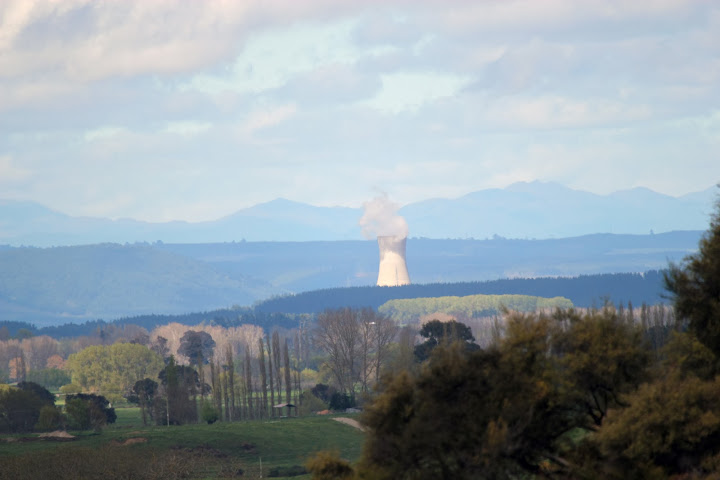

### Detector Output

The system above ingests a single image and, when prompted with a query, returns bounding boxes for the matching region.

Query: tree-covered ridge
[378,294,573,323]
[255,270,665,314]
[0,231,698,326]
[0,243,274,325]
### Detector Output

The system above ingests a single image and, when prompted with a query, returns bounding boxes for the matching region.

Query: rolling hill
[1,182,715,246]
[0,231,701,325]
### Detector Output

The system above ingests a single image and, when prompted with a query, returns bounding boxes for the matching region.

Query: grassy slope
[0,407,365,479]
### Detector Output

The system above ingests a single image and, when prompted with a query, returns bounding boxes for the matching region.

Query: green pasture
[0,407,365,479]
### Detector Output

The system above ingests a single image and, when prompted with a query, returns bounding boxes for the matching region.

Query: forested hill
[0,233,691,325]
[1,271,667,339]
[254,270,667,314]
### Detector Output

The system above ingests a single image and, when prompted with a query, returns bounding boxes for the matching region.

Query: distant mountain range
[0,182,716,246]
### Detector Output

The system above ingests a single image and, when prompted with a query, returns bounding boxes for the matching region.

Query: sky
[1,0,719,223]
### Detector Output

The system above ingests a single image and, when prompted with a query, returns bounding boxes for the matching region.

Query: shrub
[298,389,328,416]
[329,392,355,411]
[201,401,219,424]
[35,405,63,431]
[65,393,116,431]
[305,451,354,480]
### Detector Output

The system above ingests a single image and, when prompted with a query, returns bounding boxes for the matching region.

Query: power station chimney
[359,193,411,287]
[376,235,410,286]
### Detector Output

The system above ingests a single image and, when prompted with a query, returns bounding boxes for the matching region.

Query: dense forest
[254,270,667,314]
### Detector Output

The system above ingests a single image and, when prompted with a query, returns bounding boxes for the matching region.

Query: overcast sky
[1,0,719,222]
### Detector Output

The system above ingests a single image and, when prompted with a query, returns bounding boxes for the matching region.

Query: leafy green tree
[360,335,579,479]
[413,319,479,362]
[588,375,720,479]
[157,356,199,425]
[126,378,158,426]
[65,393,116,431]
[25,368,71,390]
[16,381,55,406]
[65,397,91,430]
[0,388,45,433]
[178,330,216,366]
[59,383,82,395]
[66,343,163,401]
[359,309,653,479]
[664,191,720,355]
[662,330,720,380]
[553,308,650,427]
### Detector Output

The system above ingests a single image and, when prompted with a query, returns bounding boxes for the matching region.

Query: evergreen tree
[665,191,720,355]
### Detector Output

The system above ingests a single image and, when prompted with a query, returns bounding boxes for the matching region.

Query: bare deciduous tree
[314,308,397,395]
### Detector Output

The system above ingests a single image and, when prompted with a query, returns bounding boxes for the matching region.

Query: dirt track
[332,417,366,432]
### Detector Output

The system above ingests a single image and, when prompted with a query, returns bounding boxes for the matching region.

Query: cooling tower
[376,235,411,286]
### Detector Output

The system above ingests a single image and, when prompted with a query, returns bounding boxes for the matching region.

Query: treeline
[255,270,667,314]
[0,308,304,340]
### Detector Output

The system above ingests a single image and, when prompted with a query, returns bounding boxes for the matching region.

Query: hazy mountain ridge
[0,182,715,247]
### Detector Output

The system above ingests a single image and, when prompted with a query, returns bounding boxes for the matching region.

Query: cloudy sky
[1,0,719,222]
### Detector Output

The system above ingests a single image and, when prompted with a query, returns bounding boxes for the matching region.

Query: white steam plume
[359,193,409,239]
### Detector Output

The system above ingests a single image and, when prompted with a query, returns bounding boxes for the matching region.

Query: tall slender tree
[284,338,292,416]
[210,357,222,420]
[224,345,235,421]
[258,339,268,418]
[272,332,283,403]
[244,349,253,419]
[266,335,276,417]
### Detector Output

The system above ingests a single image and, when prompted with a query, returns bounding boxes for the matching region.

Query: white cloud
[485,95,653,130]
[183,18,394,97]
[0,155,31,182]
[241,104,298,135]
[164,121,212,136]
[83,126,127,142]
[1,0,718,222]
[360,72,473,113]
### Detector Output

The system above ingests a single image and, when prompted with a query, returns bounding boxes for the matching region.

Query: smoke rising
[359,193,409,239]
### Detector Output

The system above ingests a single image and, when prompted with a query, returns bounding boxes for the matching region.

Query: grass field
[0,407,365,479]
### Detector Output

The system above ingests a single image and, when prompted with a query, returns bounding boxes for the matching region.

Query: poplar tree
[258,338,268,418]
[224,345,235,421]
[244,349,253,419]
[266,335,276,417]
[284,338,292,416]
[272,332,283,402]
